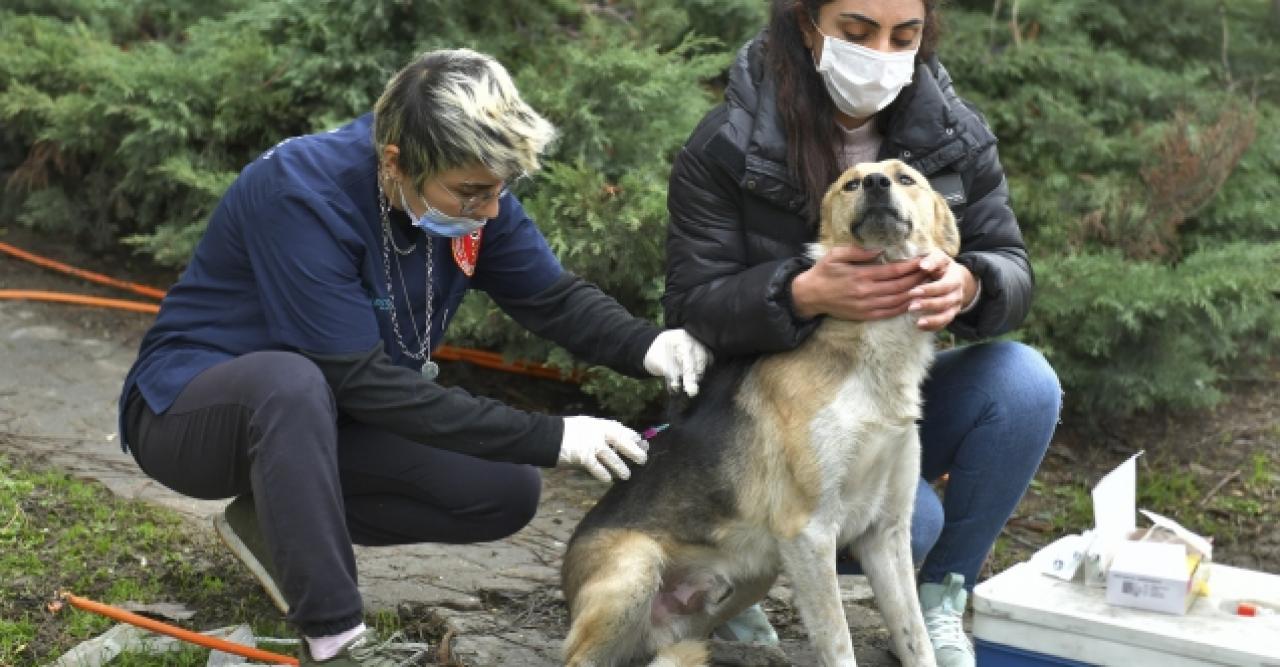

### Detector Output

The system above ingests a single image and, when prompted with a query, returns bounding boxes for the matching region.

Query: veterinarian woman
[118,49,709,666]
[663,1,1061,664]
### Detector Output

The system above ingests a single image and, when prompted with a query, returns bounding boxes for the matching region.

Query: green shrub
[1025,243,1280,418]
[2,0,1278,420]
[942,1,1279,418]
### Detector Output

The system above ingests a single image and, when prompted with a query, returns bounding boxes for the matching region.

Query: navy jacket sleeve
[472,194,662,377]
[302,342,563,467]
[492,272,661,378]
[662,139,818,357]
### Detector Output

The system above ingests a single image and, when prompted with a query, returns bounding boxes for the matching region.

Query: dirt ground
[2,222,1278,663]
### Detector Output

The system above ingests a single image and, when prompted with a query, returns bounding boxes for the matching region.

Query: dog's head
[817,159,960,261]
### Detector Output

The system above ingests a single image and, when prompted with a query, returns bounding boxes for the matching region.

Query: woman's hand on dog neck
[908,249,977,331]
[789,246,976,330]
[790,245,927,321]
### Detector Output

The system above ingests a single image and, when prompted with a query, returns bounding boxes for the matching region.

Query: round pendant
[421,360,439,381]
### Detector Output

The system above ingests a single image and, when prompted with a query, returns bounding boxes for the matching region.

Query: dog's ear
[930,192,960,256]
[818,171,851,246]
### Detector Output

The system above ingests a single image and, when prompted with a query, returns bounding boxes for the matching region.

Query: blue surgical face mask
[398,183,487,238]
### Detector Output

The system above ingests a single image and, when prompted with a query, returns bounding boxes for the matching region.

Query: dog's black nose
[862,173,892,191]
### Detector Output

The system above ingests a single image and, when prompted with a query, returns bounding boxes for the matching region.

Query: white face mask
[814,32,918,119]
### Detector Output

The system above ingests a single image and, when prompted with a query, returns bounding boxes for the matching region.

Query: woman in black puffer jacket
[662,2,1061,664]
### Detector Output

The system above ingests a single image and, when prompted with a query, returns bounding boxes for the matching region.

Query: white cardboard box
[1106,537,1208,615]
[1082,454,1214,615]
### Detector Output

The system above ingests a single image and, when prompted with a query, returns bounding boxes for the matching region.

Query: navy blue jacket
[120,114,659,465]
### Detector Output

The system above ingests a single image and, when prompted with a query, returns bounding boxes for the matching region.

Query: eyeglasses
[436,174,528,216]
[436,183,505,216]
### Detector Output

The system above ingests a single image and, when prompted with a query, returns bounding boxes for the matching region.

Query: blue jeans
[836,341,1061,590]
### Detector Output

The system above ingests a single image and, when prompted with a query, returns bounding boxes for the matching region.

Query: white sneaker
[917,573,975,667]
[711,603,780,645]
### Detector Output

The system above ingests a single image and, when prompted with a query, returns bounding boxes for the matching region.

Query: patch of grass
[1247,451,1274,487]
[1044,481,1093,533]
[0,455,449,666]
[1137,467,1200,509]
[1131,451,1280,548]
[0,456,283,665]
[0,618,36,665]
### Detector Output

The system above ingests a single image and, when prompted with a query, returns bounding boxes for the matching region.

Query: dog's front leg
[854,520,936,667]
[779,523,857,667]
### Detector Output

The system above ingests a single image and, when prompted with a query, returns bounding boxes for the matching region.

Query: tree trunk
[1273,0,1280,30]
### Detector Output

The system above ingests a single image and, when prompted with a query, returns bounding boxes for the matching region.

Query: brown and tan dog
[562,160,960,667]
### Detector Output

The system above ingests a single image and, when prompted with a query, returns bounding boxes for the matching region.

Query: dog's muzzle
[851,172,912,248]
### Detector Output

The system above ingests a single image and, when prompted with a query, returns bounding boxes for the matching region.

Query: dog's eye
[897,174,916,186]
[843,179,860,192]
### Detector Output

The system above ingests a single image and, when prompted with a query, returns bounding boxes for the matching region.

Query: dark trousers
[124,351,542,636]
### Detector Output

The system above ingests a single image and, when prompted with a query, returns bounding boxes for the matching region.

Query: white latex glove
[643,329,712,397]
[558,416,648,482]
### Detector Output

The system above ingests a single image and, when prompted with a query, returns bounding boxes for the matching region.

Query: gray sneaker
[300,629,426,666]
[213,494,289,614]
[918,573,975,667]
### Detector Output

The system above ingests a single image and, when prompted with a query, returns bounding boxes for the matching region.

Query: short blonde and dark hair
[373,48,556,188]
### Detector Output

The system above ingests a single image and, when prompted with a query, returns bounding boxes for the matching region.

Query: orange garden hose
[0,241,168,300]
[57,592,299,665]
[1,242,581,382]
[435,344,580,382]
[0,290,161,314]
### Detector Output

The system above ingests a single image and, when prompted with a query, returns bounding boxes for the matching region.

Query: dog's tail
[563,529,669,667]
[648,640,709,667]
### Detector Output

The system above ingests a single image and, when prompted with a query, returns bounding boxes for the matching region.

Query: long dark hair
[765,0,942,222]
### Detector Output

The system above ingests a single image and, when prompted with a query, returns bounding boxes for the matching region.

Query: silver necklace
[378,176,439,380]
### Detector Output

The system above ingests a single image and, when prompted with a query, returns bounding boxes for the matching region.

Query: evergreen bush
[2,0,1277,420]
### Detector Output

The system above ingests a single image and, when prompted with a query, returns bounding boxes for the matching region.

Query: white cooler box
[973,561,1280,666]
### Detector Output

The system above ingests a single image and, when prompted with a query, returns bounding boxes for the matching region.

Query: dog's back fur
[563,160,959,667]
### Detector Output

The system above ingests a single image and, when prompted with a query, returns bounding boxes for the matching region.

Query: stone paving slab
[0,299,900,666]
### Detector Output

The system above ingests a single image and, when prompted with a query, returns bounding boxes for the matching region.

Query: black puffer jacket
[663,35,1032,357]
